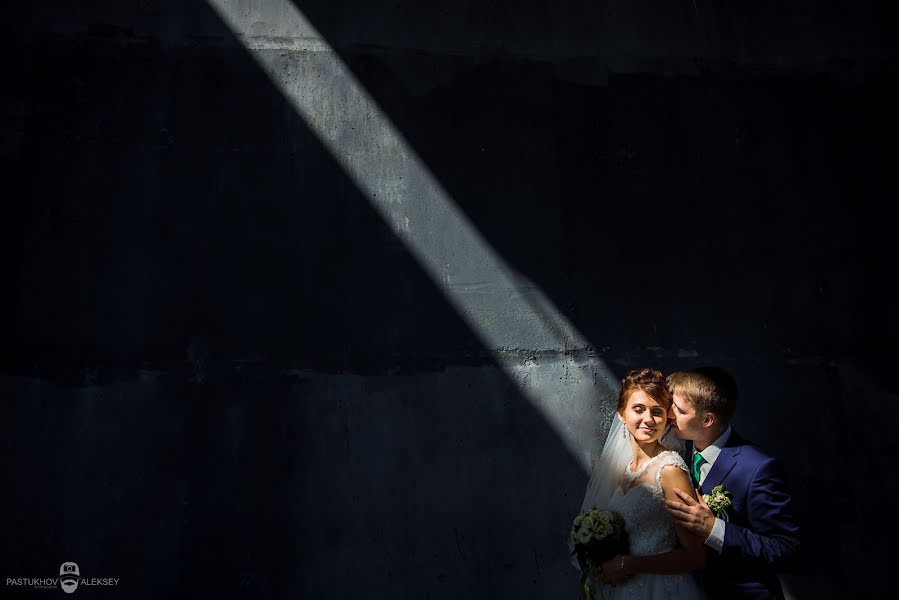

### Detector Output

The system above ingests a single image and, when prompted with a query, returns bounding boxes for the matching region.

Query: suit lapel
[700,430,743,493]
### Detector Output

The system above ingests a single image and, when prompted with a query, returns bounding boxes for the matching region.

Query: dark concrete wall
[3,1,897,598]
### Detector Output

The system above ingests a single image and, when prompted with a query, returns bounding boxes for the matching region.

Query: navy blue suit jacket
[691,430,800,600]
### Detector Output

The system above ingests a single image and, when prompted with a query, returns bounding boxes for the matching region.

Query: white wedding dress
[574,420,705,600]
[603,450,705,600]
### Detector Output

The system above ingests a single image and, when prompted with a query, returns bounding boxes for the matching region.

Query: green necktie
[691,452,707,486]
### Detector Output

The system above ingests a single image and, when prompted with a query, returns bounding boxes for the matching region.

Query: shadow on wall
[287,1,899,597]
[2,2,589,598]
[3,1,899,598]
[287,0,899,369]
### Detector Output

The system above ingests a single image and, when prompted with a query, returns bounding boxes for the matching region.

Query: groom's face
[668,391,703,441]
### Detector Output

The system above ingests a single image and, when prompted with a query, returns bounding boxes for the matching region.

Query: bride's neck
[630,439,665,465]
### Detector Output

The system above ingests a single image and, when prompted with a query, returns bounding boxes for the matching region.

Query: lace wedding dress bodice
[603,450,705,600]
[608,451,686,556]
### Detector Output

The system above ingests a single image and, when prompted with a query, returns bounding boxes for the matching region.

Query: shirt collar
[694,425,732,465]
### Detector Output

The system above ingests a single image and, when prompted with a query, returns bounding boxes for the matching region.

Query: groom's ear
[702,411,717,428]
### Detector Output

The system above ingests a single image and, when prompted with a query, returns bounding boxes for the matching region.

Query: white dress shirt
[694,425,732,552]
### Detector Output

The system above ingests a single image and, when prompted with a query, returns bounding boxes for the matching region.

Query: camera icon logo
[59,562,80,594]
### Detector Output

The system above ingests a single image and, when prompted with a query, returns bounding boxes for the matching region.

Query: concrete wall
[3,1,897,597]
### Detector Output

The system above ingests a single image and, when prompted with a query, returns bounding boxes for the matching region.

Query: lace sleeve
[654,451,689,488]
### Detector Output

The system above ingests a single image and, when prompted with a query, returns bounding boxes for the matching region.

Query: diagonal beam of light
[207,0,618,468]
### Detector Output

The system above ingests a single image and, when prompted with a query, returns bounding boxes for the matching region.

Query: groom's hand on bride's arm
[665,488,715,539]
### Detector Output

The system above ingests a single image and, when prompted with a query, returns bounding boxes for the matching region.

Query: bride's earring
[622,424,628,440]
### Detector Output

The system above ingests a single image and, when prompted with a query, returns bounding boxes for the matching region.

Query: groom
[664,367,799,600]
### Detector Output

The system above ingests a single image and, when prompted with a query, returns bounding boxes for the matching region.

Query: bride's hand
[597,555,631,585]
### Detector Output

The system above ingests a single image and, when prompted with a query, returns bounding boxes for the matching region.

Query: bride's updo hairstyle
[617,368,673,414]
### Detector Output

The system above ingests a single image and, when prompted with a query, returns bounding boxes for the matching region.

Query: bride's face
[618,390,667,444]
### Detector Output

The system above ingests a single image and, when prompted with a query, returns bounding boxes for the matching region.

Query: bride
[576,368,706,599]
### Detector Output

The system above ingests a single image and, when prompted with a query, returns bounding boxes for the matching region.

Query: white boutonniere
[702,484,732,520]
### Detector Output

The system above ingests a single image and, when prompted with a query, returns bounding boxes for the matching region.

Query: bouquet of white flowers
[570,507,628,600]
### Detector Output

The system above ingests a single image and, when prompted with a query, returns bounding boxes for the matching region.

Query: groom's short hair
[667,367,738,422]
